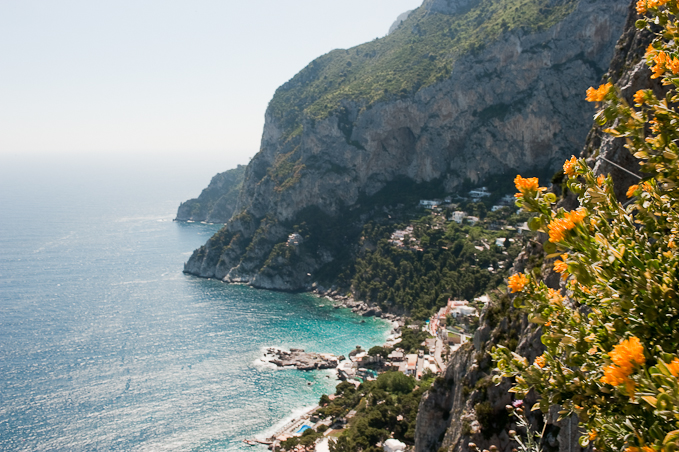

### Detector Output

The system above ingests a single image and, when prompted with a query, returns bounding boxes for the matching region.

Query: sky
[0,0,423,169]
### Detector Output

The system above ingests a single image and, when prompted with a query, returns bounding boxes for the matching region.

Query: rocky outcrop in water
[264,348,339,371]
[184,0,627,290]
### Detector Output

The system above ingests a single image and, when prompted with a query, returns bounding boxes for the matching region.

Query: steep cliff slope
[413,2,657,450]
[175,165,246,223]
[184,0,627,289]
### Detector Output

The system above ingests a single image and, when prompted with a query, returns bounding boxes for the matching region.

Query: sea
[0,153,391,451]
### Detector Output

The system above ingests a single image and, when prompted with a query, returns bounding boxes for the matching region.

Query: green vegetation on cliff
[268,0,578,137]
[176,165,246,222]
[350,203,533,319]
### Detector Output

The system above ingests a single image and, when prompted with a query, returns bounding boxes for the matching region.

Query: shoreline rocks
[265,348,340,371]
[310,285,403,323]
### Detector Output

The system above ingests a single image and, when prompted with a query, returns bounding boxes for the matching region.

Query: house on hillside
[450,211,467,223]
[466,216,480,226]
[287,233,303,246]
[419,200,440,209]
[451,305,478,318]
[469,187,490,198]
[404,354,418,376]
[384,438,407,452]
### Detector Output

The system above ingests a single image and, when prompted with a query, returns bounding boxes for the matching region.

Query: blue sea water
[0,154,391,451]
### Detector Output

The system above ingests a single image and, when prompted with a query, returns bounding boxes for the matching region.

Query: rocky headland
[182,0,628,292]
[175,164,246,223]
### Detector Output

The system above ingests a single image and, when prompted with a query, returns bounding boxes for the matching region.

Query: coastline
[309,285,405,324]
[256,289,403,450]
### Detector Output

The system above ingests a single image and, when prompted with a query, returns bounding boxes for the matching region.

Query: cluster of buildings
[419,189,518,222]
[449,210,480,225]
[336,343,439,383]
[287,233,303,247]
[429,298,479,350]
[388,226,420,250]
[491,194,517,212]
[419,187,492,211]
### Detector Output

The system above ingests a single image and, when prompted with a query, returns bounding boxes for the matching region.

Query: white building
[495,237,506,247]
[469,187,491,198]
[466,216,480,226]
[450,211,467,223]
[384,439,407,452]
[474,294,491,304]
[500,194,515,205]
[451,306,478,318]
[404,354,418,376]
[419,200,440,209]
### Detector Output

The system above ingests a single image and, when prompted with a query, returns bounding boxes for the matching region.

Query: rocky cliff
[175,165,245,223]
[184,0,627,289]
[413,1,657,450]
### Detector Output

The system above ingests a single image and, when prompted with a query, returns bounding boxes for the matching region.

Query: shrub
[493,5,679,450]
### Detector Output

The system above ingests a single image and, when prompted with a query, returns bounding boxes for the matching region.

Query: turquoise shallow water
[0,154,390,451]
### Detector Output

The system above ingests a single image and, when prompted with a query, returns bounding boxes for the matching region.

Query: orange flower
[636,0,648,13]
[669,56,679,74]
[586,83,612,102]
[553,254,568,273]
[638,0,671,15]
[535,355,546,368]
[514,175,540,193]
[597,175,605,187]
[626,184,639,198]
[563,156,578,176]
[547,288,563,305]
[565,208,587,224]
[611,336,646,369]
[547,209,586,243]
[601,337,645,395]
[648,50,678,79]
[633,90,645,105]
[667,358,679,377]
[589,430,597,441]
[548,218,572,242]
[508,273,529,293]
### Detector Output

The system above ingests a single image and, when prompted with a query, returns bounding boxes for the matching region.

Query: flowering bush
[492,2,679,451]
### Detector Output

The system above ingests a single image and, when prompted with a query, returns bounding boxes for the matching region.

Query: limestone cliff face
[175,165,245,223]
[184,0,627,289]
[413,2,655,450]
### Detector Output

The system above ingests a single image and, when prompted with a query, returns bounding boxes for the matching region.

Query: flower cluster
[514,175,541,196]
[552,254,568,275]
[508,273,529,293]
[585,83,612,102]
[646,46,679,79]
[563,156,578,176]
[547,208,587,243]
[493,6,679,448]
[600,337,646,394]
[636,0,670,15]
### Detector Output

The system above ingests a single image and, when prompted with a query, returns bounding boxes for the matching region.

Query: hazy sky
[0,0,422,167]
